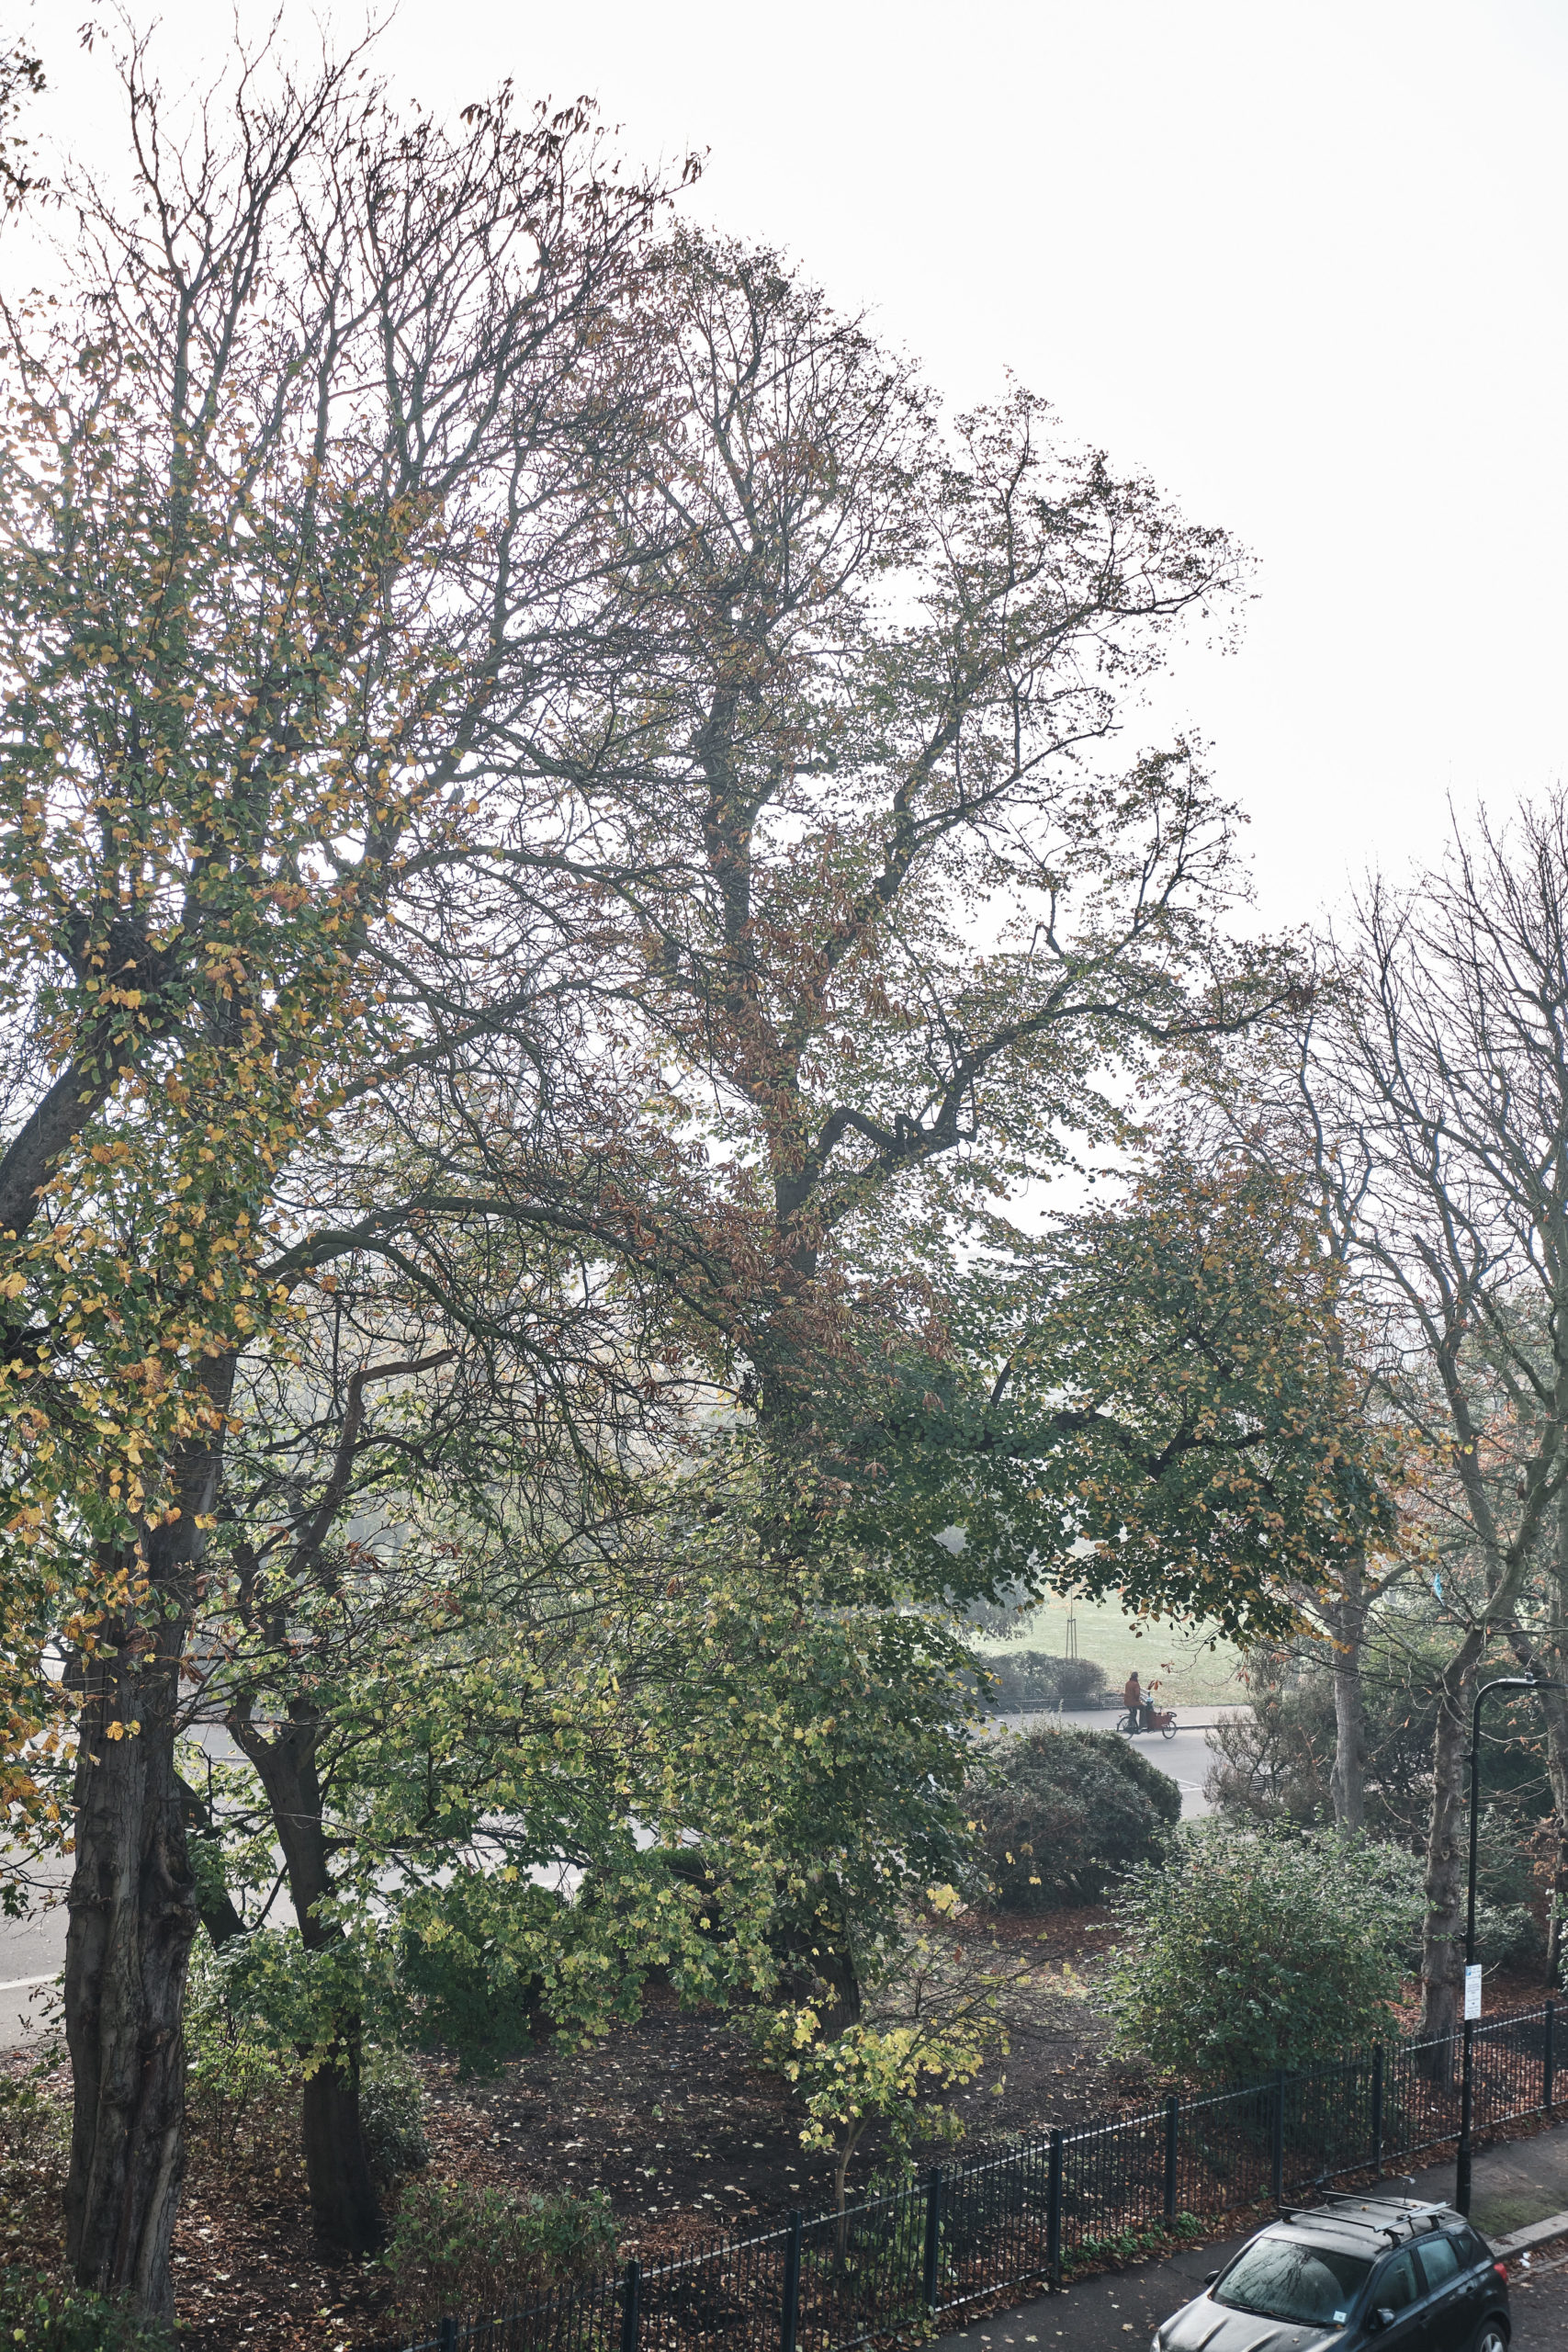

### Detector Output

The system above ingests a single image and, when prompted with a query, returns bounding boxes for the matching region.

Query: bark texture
[63,1382,231,2316]
[299,2059,378,2253]
[62,1638,194,2315]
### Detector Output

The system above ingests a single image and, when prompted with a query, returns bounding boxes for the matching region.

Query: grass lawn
[974,1590,1247,1708]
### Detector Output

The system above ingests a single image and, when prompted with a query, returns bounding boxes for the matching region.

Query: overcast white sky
[26,0,1568,930]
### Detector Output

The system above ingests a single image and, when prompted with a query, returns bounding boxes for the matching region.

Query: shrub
[0,2268,173,2350]
[384,2178,618,2335]
[755,1909,1014,2212]
[183,1934,298,2169]
[1106,1821,1421,2084]
[0,2064,69,2227]
[968,1651,1110,1713]
[401,1871,545,2076]
[360,2045,430,2183]
[968,1726,1180,1909]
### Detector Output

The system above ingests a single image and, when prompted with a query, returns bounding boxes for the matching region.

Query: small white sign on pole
[1464,1963,1483,2020]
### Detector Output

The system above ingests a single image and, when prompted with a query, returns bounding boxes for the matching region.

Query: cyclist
[1122,1670,1156,1732]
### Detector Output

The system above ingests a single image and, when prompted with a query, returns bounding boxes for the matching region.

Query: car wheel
[1472,2320,1509,2352]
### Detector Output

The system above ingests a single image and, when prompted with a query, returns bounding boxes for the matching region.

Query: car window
[1373,2252,1420,2313]
[1417,2237,1461,2290]
[1214,2235,1373,2325]
[1446,2227,1487,2270]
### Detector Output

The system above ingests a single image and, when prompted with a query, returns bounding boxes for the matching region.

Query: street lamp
[1454,1674,1564,2216]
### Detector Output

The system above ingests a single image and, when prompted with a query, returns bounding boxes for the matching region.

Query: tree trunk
[1507,1496,1568,1982]
[63,1378,232,2320]
[175,1775,249,1949]
[1420,1634,1482,2042]
[1521,1672,1568,1983]
[299,2053,379,2253]
[62,1592,196,2320]
[230,1698,379,2254]
[1327,1557,1369,1833]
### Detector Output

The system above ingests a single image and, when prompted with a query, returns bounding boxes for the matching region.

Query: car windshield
[1214,2234,1372,2326]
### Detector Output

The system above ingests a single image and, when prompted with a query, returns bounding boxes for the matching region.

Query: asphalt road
[1510,2242,1568,2350]
[0,1847,69,2052]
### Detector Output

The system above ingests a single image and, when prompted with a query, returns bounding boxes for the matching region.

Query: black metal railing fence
[390,1998,1563,2352]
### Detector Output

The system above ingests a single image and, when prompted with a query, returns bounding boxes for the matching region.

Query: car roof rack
[1278,2210,1402,2245]
[1278,2196,1450,2247]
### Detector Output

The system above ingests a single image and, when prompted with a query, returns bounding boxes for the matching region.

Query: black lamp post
[1454,1674,1564,2215]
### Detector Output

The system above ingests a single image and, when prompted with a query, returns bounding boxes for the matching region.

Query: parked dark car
[1153,2196,1508,2352]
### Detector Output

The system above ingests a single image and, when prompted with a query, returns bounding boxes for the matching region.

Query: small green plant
[1062,2213,1202,2275]
[0,2267,174,2349]
[757,1902,1019,2215]
[360,2044,430,2183]
[383,2178,618,2334]
[1106,1820,1421,2084]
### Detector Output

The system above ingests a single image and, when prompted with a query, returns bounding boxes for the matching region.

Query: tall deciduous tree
[343,237,1373,2025]
[396,232,1320,1614]
[1282,794,1568,2034]
[0,29,673,2310]
[500,234,1286,1401]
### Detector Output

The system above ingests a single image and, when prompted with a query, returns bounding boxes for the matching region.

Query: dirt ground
[1,1917,1561,2352]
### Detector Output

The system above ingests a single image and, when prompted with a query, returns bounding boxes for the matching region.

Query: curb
[1491,2211,1568,2258]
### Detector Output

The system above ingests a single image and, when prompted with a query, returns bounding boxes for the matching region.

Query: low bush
[968,1651,1110,1713]
[384,2178,618,2335]
[0,2268,173,2350]
[182,1935,299,2171]
[1106,1821,1421,2084]
[401,1871,546,2076]
[968,1726,1180,1909]
[0,2064,68,2214]
[360,2044,430,2183]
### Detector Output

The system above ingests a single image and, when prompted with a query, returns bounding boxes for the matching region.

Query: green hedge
[967,1650,1110,1713]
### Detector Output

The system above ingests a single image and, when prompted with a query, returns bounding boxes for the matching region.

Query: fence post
[781,2211,803,2352]
[437,2321,457,2352]
[620,2258,642,2352]
[1547,2002,1557,2113]
[1163,2095,1179,2221]
[1369,2043,1384,2179]
[922,2166,944,2312]
[1046,2128,1064,2290]
[1271,2070,1286,2204]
